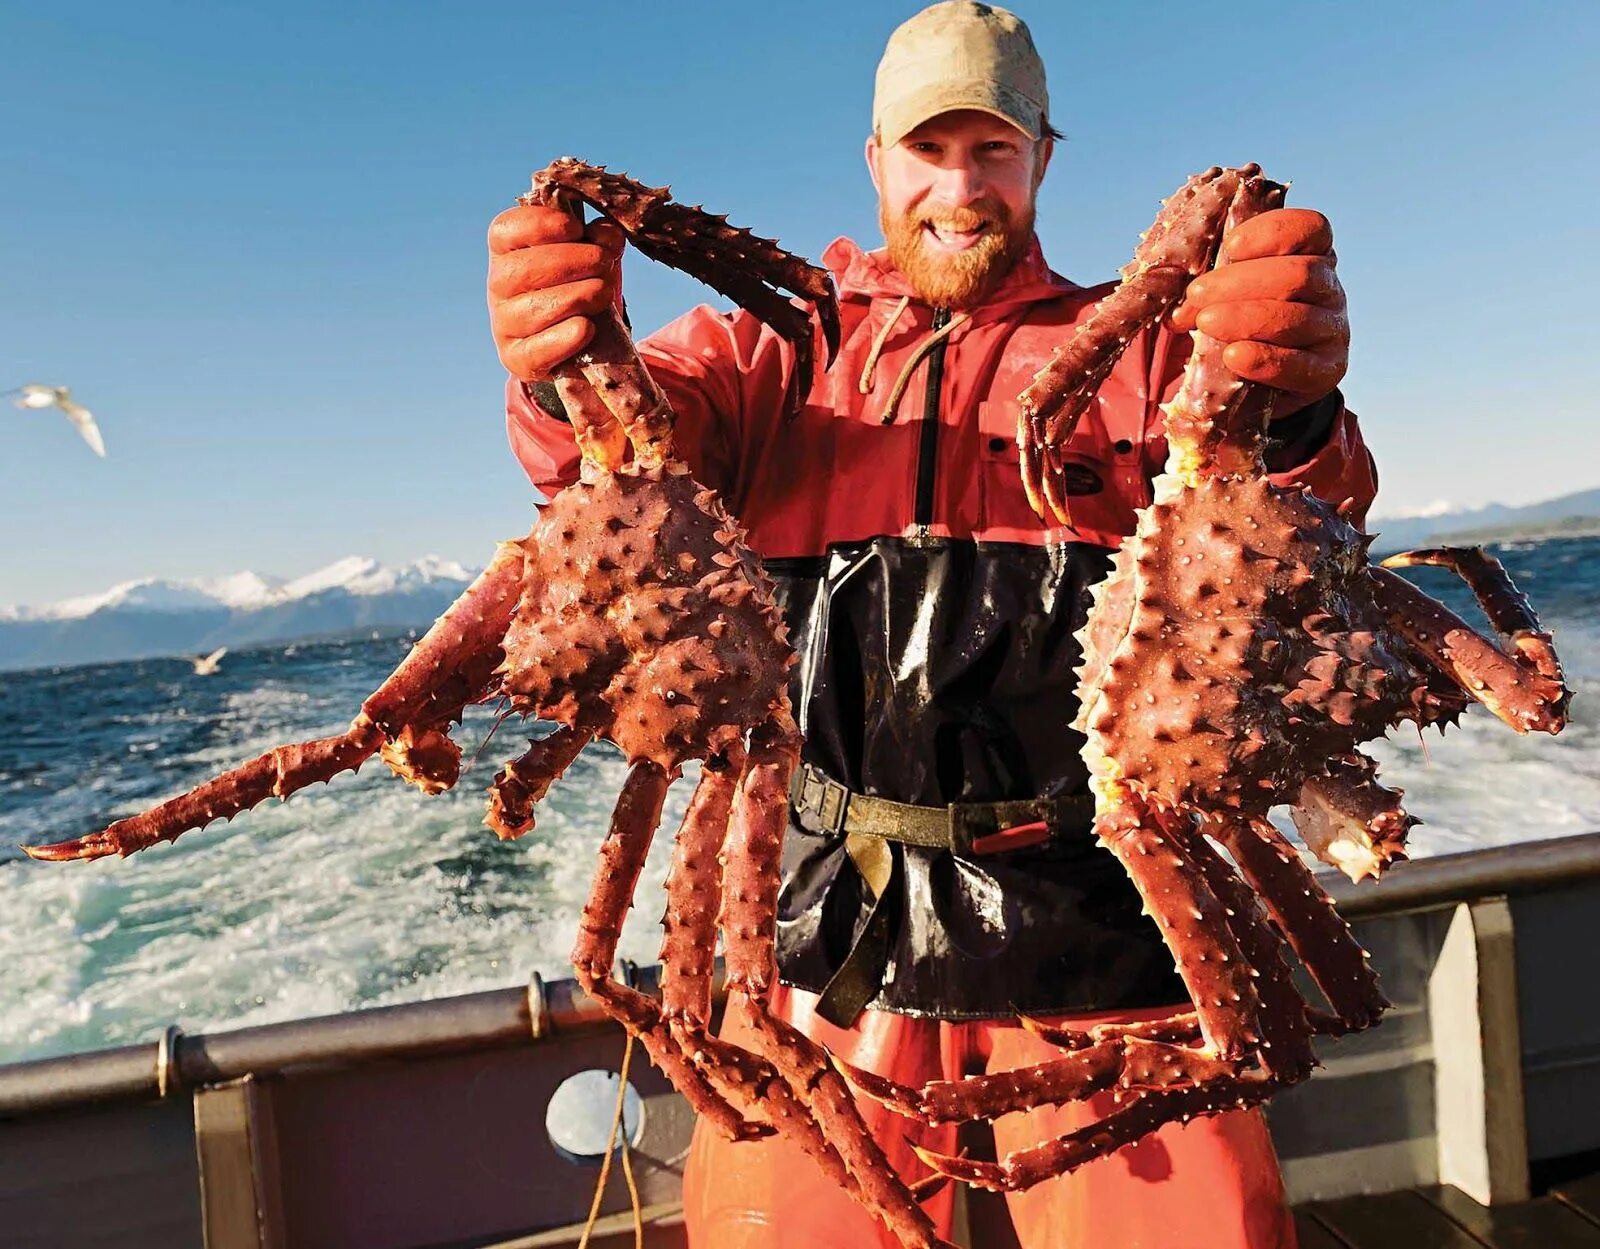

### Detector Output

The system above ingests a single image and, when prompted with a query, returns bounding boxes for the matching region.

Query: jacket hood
[822,234,1080,315]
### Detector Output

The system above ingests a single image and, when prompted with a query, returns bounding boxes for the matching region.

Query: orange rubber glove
[1167,207,1349,415]
[487,204,624,382]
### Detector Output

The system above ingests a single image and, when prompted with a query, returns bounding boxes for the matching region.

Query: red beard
[880,196,1035,309]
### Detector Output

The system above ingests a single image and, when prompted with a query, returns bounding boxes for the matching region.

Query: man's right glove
[487,204,624,382]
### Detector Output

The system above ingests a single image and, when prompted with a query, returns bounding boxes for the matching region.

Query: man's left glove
[1167,207,1349,415]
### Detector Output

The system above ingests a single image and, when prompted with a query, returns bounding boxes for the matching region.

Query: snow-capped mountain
[0,557,478,671]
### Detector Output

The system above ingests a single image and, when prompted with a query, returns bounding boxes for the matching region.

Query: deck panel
[1304,1191,1485,1248]
[1423,1184,1600,1247]
[1553,1172,1600,1227]
[1292,1212,1354,1249]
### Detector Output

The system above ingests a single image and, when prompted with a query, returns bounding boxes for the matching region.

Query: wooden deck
[1295,1156,1600,1248]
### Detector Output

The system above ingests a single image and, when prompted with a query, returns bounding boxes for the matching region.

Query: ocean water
[2,536,1597,1064]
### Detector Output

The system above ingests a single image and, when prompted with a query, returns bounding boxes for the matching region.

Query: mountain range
[3,484,1596,672]
[0,556,478,672]
[1367,486,1600,551]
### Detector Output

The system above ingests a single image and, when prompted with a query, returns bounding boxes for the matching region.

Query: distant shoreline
[1405,516,1600,548]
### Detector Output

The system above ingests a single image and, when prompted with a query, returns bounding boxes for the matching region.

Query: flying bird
[6,384,106,457]
[191,647,227,675]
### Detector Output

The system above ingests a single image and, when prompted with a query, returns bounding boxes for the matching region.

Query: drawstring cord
[878,311,969,425]
[857,295,911,394]
[577,1032,644,1249]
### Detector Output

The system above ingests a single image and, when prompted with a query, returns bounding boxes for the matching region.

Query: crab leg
[1095,789,1263,1060]
[1380,546,1568,690]
[484,724,595,840]
[718,710,947,1249]
[1155,169,1285,488]
[1290,752,1415,883]
[26,547,526,862]
[839,1039,1128,1125]
[844,819,1316,1121]
[1214,815,1389,1033]
[552,371,630,472]
[1181,819,1317,1082]
[659,747,743,1024]
[912,1076,1273,1194]
[1367,565,1568,733]
[648,744,829,1147]
[569,758,772,1143]
[524,159,840,433]
[1017,166,1271,521]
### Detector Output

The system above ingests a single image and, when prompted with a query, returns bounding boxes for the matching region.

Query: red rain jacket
[506,234,1378,1019]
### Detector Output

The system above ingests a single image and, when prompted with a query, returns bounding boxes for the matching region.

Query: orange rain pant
[683,985,1296,1249]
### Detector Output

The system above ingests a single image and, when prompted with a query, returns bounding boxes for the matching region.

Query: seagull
[191,647,227,675]
[6,384,106,456]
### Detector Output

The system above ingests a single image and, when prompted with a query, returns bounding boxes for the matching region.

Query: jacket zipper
[913,307,951,536]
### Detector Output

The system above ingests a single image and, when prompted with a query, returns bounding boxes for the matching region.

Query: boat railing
[3,829,1599,1249]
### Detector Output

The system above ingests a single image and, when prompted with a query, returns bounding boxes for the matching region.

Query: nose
[930,156,986,207]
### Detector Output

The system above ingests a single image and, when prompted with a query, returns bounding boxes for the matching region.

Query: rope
[879,311,969,424]
[577,1032,643,1249]
[858,295,911,393]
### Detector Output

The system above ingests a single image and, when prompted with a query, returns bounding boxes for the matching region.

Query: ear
[865,132,883,196]
[1033,136,1054,188]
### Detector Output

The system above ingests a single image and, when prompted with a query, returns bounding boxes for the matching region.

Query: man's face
[867,109,1051,309]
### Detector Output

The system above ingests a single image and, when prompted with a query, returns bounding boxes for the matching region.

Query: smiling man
[489,4,1372,1246]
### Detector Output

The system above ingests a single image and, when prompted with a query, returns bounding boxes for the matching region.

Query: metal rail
[3,830,1597,1122]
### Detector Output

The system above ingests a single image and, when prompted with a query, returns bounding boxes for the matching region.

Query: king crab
[837,164,1571,1193]
[29,160,951,1249]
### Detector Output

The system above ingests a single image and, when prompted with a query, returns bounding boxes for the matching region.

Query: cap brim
[877,77,1043,149]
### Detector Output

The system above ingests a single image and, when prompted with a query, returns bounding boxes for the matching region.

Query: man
[488,5,1372,1245]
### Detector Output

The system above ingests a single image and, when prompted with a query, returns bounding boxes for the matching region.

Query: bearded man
[487,4,1370,1245]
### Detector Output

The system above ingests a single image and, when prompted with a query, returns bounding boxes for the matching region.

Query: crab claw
[910,1142,1013,1193]
[22,834,118,862]
[828,1054,930,1120]
[1017,1012,1091,1049]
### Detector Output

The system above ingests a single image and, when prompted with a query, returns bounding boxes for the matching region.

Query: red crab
[29,160,951,1249]
[839,164,1571,1193]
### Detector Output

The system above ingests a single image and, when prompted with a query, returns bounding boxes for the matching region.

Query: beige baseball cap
[873,2,1049,149]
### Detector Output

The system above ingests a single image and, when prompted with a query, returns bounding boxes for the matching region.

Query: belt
[788,762,1095,1026]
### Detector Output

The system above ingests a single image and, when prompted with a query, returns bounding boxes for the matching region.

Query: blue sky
[4,1,1596,605]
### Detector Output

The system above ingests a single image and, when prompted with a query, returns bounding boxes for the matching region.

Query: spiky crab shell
[1074,476,1469,817]
[499,467,794,772]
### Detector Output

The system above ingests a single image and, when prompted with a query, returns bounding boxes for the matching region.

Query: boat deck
[1295,1154,1600,1248]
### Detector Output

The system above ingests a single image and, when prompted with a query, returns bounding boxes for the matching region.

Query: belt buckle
[793,766,850,837]
[950,800,1053,858]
